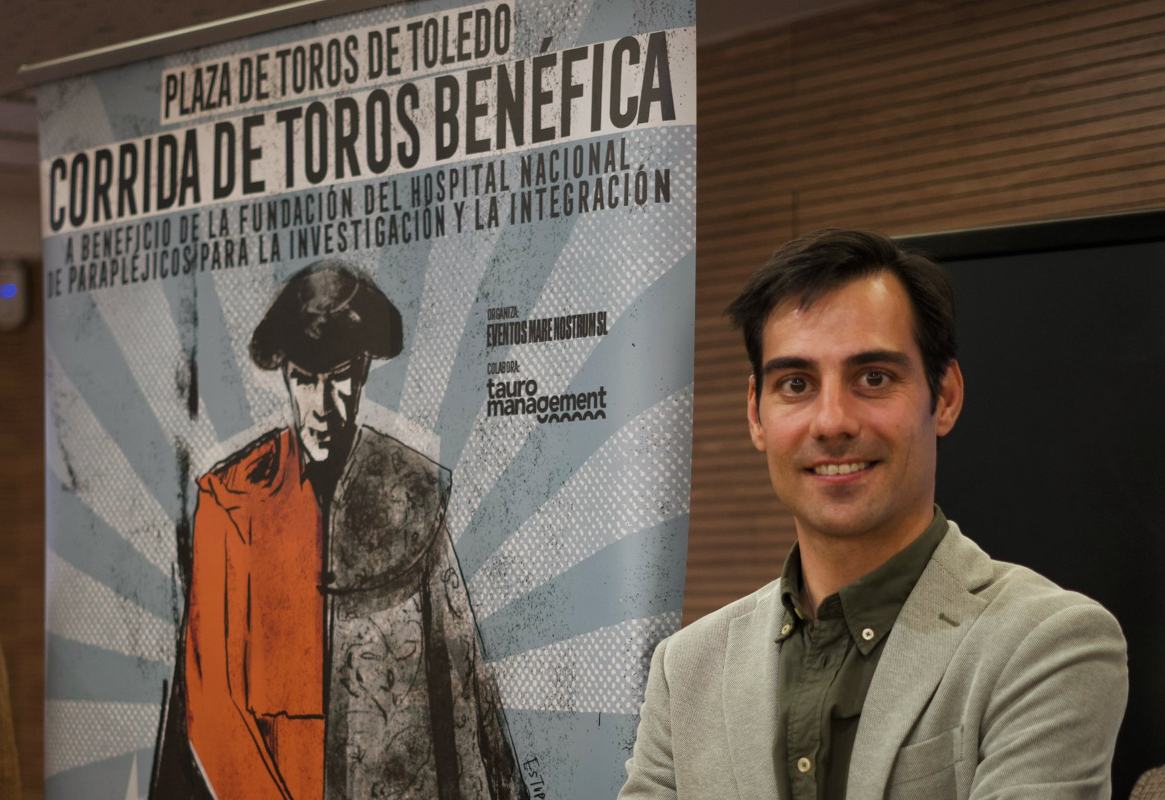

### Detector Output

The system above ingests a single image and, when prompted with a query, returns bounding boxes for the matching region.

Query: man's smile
[808,461,875,477]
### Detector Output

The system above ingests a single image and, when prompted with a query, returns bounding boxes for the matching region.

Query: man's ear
[934,359,964,437]
[747,374,766,452]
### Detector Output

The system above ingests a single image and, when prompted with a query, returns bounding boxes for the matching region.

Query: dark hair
[726,229,957,410]
[250,259,403,374]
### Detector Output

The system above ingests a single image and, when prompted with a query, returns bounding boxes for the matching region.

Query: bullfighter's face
[283,356,367,463]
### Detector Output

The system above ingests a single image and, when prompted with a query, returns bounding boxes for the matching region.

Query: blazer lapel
[846,524,991,799]
[723,581,784,800]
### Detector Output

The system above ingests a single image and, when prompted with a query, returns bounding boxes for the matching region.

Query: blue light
[0,283,16,300]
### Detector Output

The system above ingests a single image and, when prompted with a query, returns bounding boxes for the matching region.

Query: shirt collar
[776,506,950,654]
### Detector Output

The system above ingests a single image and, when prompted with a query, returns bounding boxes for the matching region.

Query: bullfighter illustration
[151,260,527,800]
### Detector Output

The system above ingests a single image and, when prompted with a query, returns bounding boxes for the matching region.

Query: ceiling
[0,0,869,257]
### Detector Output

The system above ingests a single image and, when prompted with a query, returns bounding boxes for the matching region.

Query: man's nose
[320,379,338,416]
[304,378,329,418]
[809,379,860,441]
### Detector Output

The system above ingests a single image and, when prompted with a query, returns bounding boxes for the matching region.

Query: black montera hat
[249,260,403,373]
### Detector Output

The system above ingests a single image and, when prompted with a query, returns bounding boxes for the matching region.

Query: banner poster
[36,0,695,797]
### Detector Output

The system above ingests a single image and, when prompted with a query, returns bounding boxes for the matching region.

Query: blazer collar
[846,521,991,799]
[723,580,786,800]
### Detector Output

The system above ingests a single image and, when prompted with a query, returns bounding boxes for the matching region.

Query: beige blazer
[619,522,1128,800]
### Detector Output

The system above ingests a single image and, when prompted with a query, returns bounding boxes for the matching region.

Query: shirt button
[796,756,813,774]
[861,627,875,641]
[780,622,793,637]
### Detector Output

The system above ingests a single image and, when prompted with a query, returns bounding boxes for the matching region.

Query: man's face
[284,357,367,463]
[746,272,963,544]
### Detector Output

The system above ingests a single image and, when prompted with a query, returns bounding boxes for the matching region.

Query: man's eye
[779,376,809,394]
[862,370,887,388]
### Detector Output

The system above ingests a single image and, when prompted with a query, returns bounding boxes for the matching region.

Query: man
[619,230,1127,799]
[158,261,525,799]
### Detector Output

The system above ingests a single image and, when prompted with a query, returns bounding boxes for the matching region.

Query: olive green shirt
[774,508,949,800]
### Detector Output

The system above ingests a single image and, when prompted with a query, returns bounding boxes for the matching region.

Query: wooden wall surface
[0,249,43,799]
[686,0,1165,622]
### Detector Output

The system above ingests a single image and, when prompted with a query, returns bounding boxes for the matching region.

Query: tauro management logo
[487,378,608,423]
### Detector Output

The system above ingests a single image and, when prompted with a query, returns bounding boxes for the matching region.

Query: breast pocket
[885,724,963,800]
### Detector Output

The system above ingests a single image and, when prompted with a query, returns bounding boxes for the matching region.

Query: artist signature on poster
[522,757,549,800]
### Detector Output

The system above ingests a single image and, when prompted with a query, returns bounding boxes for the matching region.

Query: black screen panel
[901,220,1165,797]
